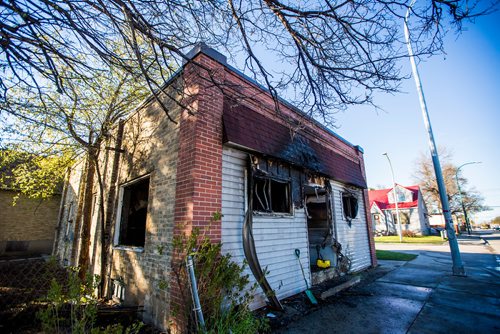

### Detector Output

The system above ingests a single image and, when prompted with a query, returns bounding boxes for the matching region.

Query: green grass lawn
[376,250,418,261]
[374,235,445,244]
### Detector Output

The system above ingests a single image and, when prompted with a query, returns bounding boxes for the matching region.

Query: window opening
[252,176,291,213]
[117,177,150,247]
[304,184,337,272]
[342,192,358,221]
[393,212,410,225]
[396,187,408,202]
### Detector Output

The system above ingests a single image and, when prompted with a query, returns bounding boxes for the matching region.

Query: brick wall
[54,86,182,331]
[356,149,377,268]
[104,92,182,330]
[0,190,61,257]
[169,53,225,332]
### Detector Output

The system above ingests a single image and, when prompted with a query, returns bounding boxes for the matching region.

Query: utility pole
[456,162,481,235]
[383,153,403,242]
[404,0,465,276]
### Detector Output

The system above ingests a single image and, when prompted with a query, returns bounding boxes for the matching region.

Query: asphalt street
[278,230,500,334]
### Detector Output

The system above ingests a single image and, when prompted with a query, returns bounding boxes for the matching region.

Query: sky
[333,9,500,223]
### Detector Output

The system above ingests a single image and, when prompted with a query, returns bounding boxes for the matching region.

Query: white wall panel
[330,180,371,272]
[221,147,310,309]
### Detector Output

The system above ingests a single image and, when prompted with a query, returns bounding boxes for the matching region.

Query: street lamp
[383,153,403,242]
[404,0,465,276]
[455,162,481,235]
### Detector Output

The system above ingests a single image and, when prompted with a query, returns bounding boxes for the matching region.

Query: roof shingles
[222,100,367,188]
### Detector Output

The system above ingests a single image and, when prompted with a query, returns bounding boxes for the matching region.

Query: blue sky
[334,9,500,223]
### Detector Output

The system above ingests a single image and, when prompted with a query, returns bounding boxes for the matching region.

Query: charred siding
[221,147,310,309]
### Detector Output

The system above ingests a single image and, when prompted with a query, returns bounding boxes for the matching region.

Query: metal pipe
[455,162,481,235]
[404,0,465,276]
[383,153,403,242]
[187,255,205,331]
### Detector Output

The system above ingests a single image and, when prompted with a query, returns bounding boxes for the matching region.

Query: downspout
[187,254,205,332]
[242,156,283,311]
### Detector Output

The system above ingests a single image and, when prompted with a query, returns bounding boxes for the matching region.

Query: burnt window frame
[114,175,150,250]
[252,175,292,214]
[342,191,359,222]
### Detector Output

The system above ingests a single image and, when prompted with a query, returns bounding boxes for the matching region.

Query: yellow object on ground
[317,259,331,268]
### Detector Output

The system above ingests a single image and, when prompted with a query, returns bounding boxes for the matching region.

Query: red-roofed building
[368,185,430,235]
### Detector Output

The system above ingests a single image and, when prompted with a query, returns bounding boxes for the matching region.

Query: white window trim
[113,174,150,251]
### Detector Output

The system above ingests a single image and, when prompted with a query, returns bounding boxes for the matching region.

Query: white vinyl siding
[330,180,371,272]
[221,147,310,309]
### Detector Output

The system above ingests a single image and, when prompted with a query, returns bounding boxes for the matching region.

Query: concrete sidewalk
[278,236,500,334]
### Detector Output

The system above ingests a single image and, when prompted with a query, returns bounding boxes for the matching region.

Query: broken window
[253,176,291,213]
[342,192,358,220]
[116,176,150,247]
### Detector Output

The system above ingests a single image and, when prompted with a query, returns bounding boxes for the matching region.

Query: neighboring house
[53,44,376,332]
[428,214,461,233]
[0,170,61,258]
[369,185,430,235]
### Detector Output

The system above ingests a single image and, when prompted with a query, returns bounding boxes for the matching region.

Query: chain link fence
[0,257,68,333]
[0,257,152,333]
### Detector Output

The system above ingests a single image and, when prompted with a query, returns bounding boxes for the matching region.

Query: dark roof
[223,100,367,188]
[141,43,362,152]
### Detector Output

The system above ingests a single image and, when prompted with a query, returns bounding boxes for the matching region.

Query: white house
[369,185,430,235]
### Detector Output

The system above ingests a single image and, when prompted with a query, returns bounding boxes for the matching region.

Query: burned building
[54,44,376,332]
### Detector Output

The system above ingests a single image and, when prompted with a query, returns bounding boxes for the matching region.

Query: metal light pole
[383,153,403,242]
[404,0,465,276]
[455,162,481,235]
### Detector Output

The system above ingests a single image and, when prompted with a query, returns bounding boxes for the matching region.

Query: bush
[37,267,100,333]
[402,230,417,238]
[172,226,268,333]
[37,267,144,334]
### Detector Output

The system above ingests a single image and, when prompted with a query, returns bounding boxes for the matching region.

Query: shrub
[402,230,417,238]
[37,267,144,334]
[37,267,100,334]
[172,226,268,333]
